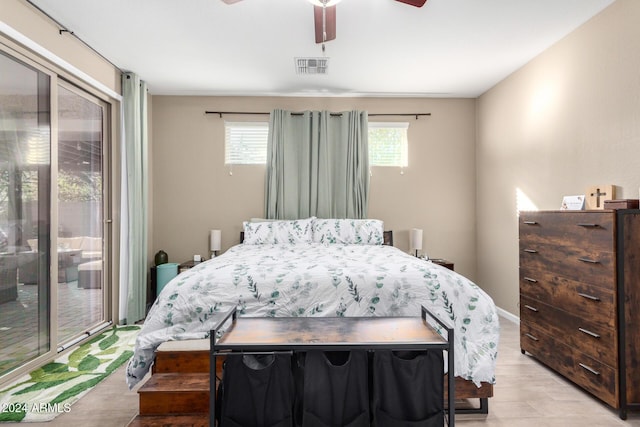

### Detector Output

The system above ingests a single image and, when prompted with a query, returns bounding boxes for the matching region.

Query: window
[368,122,409,167]
[224,122,269,165]
[223,121,409,167]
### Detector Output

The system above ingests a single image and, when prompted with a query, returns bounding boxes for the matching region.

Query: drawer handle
[577,223,599,228]
[524,277,538,283]
[578,257,599,264]
[523,221,538,225]
[579,363,601,376]
[578,327,601,339]
[524,305,538,312]
[525,333,539,341]
[524,249,538,254]
[577,292,601,302]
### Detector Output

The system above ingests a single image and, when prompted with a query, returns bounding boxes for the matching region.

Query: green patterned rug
[0,325,139,423]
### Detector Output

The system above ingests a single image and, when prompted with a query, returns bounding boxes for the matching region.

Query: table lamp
[210,229,221,258]
[409,228,423,257]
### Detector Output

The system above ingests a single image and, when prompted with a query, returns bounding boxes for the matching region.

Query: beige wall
[2,0,121,95]
[7,0,635,319]
[476,0,640,315]
[151,96,479,279]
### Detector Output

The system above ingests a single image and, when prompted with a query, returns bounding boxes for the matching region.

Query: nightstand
[429,258,454,271]
[147,261,199,314]
[178,260,201,273]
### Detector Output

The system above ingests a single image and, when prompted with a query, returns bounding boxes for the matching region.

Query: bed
[126,218,500,402]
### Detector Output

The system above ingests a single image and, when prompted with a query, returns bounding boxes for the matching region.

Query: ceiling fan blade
[395,0,428,7]
[220,0,243,4]
[314,5,336,44]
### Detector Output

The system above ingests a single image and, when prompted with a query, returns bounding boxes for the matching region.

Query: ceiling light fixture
[307,0,342,52]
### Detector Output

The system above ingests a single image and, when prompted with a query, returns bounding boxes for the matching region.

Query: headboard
[383,230,393,246]
[240,230,394,246]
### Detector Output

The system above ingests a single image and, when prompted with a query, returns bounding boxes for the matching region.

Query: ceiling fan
[220,0,428,44]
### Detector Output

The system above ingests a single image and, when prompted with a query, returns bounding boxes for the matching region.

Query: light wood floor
[2,316,639,427]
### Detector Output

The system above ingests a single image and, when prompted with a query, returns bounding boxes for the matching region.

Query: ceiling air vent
[295,57,329,75]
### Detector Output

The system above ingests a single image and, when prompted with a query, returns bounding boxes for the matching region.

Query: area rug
[0,325,139,422]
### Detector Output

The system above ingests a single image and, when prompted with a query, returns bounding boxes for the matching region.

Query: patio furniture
[78,259,102,289]
[0,254,18,303]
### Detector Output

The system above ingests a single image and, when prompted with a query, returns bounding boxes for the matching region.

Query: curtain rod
[205,111,431,119]
[25,1,126,75]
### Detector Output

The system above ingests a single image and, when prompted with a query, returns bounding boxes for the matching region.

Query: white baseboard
[496,306,519,324]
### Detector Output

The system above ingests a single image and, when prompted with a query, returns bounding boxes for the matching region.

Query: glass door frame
[55,79,113,351]
[0,38,116,386]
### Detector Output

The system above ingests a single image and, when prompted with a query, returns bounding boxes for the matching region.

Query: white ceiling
[27,0,615,98]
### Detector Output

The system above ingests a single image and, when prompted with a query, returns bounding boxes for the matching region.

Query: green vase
[154,250,168,266]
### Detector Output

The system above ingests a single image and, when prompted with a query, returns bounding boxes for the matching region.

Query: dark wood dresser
[519,209,640,419]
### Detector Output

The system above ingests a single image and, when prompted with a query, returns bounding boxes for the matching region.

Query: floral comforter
[126,243,499,389]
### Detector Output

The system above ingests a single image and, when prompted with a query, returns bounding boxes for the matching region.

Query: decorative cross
[590,188,607,208]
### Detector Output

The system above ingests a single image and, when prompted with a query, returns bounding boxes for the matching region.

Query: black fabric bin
[297,350,370,427]
[217,353,294,427]
[216,349,445,427]
[372,350,444,427]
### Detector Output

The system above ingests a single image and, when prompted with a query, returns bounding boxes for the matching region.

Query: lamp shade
[210,229,222,252]
[409,228,423,251]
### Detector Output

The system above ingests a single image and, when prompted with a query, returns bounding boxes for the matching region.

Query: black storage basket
[297,350,370,427]
[217,353,295,427]
[372,350,444,427]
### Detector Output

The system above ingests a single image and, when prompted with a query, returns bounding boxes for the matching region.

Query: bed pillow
[243,217,315,244]
[312,218,384,245]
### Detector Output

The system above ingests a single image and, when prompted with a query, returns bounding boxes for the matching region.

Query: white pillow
[243,217,315,244]
[312,219,384,245]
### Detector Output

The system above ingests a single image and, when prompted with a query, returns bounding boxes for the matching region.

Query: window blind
[224,121,409,167]
[224,121,269,165]
[368,122,409,167]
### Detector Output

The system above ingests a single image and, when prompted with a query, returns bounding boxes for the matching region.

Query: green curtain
[119,73,148,324]
[265,109,369,219]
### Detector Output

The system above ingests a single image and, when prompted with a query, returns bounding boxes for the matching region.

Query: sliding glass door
[57,84,108,345]
[0,45,112,380]
[0,51,52,376]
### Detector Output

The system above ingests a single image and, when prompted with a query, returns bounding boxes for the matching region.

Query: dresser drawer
[519,242,615,289]
[520,295,617,367]
[519,268,616,328]
[520,322,617,407]
[519,211,614,252]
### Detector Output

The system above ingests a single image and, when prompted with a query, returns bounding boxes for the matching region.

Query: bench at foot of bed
[130,338,493,424]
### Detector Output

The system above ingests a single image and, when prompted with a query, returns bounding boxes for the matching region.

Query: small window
[224,122,269,165]
[368,122,409,167]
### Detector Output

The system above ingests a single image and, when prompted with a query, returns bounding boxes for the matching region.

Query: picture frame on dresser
[560,195,585,210]
[518,209,640,419]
